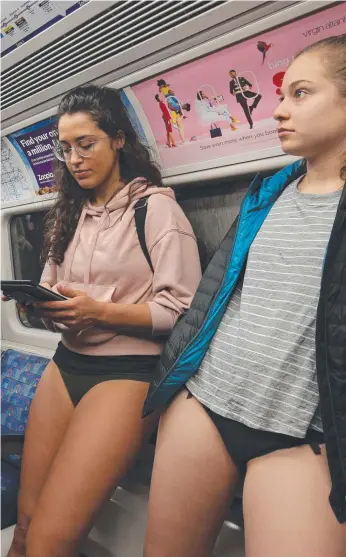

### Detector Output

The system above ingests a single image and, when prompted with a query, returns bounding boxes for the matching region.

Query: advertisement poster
[8,118,58,195]
[1,1,90,57]
[131,4,346,172]
[1,138,34,204]
[4,93,146,199]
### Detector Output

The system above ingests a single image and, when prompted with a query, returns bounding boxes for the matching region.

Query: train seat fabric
[1,349,49,529]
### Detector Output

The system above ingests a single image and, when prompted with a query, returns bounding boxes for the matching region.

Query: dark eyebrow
[59,135,96,144]
[279,79,313,97]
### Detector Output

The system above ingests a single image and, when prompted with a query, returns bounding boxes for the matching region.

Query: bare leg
[7,361,74,557]
[244,444,346,557]
[144,390,240,557]
[169,132,176,146]
[176,114,185,143]
[25,379,158,557]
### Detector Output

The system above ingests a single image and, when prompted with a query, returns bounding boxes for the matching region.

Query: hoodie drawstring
[63,206,109,286]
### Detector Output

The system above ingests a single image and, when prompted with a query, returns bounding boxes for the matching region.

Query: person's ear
[112,130,125,151]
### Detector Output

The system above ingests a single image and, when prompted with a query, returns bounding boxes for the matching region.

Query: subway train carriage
[1,1,345,556]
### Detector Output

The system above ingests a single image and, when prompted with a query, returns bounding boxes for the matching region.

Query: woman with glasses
[5,85,201,557]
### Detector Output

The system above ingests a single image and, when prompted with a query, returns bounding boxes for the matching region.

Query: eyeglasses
[53,137,108,162]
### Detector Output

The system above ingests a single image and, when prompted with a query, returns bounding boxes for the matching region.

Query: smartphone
[1,280,67,304]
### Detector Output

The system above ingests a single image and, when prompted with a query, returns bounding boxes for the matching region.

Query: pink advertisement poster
[131,4,345,171]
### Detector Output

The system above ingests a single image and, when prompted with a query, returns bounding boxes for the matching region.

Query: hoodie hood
[62,178,175,288]
[85,178,175,216]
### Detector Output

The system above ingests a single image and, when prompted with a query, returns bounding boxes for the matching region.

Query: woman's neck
[302,149,345,194]
[93,168,123,206]
[93,182,122,206]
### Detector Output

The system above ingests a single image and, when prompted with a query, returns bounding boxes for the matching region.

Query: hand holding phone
[1,280,67,304]
[2,281,53,303]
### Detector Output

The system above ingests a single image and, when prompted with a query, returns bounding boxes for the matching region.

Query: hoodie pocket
[52,281,118,345]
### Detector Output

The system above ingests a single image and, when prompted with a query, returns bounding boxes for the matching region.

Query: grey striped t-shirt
[187,179,342,438]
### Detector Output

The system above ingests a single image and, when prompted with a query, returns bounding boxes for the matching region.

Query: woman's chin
[279,139,303,157]
[76,179,97,190]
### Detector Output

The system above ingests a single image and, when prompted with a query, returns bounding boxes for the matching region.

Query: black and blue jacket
[143,161,346,523]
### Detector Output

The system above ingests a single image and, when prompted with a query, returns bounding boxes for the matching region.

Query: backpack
[134,196,208,273]
[134,196,154,273]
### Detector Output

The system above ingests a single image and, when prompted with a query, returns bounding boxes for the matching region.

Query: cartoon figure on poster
[195,85,240,134]
[157,79,190,144]
[155,93,176,148]
[229,69,262,129]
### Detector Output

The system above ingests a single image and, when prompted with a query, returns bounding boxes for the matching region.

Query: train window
[10,211,50,330]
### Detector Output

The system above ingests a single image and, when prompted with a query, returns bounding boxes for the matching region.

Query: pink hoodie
[41,178,202,356]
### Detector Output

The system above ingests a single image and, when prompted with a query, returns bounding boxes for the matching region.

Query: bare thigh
[26,379,157,557]
[144,390,240,557]
[19,360,74,518]
[244,444,346,557]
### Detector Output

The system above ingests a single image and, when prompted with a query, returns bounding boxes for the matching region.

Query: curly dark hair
[41,85,162,266]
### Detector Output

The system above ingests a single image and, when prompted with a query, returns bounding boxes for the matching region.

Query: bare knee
[9,512,31,554]
[26,519,78,557]
[144,537,167,557]
[15,510,31,535]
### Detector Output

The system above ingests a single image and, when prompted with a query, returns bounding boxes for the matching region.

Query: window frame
[1,200,59,351]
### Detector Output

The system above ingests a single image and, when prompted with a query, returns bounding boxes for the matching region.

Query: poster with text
[8,118,58,195]
[131,4,345,172]
[5,93,146,197]
[1,138,35,204]
[1,1,90,57]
